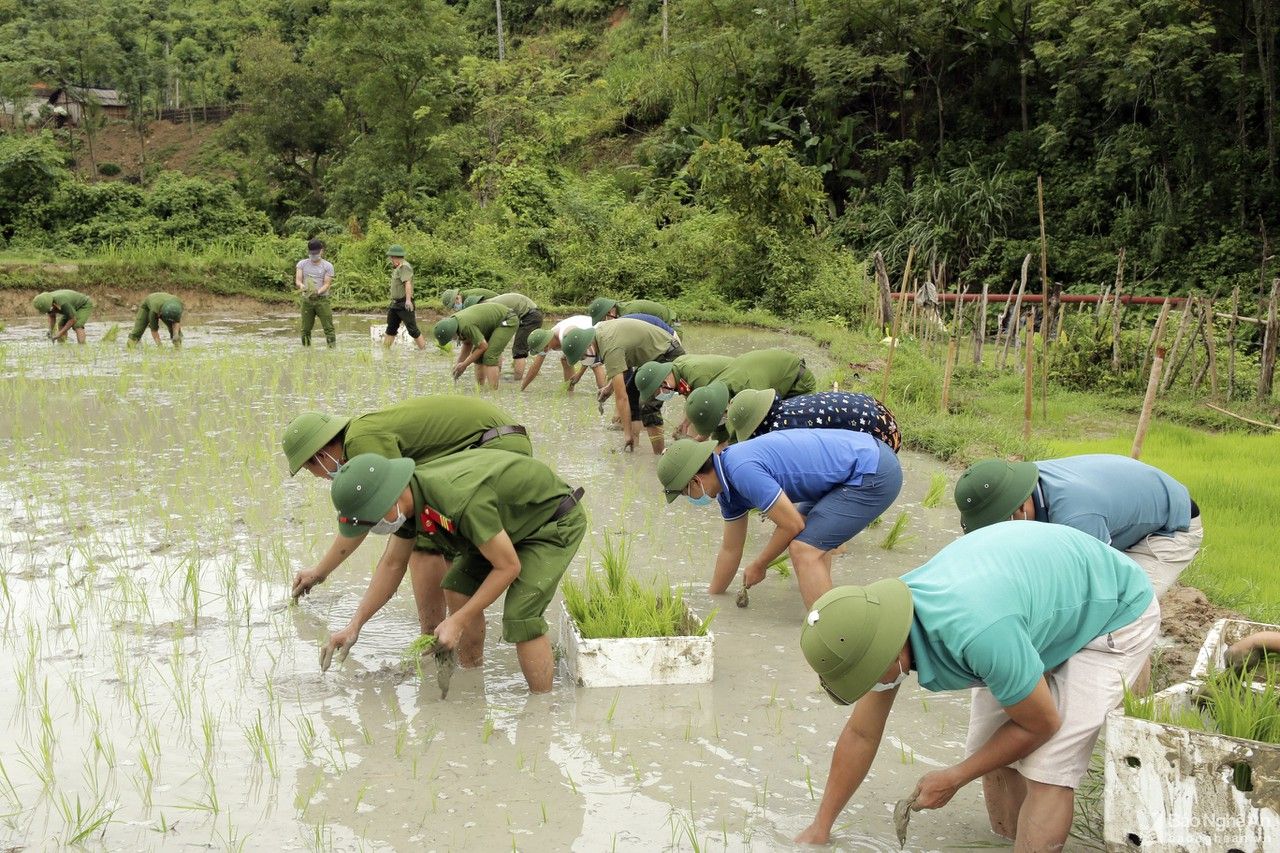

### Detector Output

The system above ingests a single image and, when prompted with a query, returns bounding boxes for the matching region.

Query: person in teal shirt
[795,522,1157,851]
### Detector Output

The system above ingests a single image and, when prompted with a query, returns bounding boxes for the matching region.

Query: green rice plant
[879,512,913,550]
[55,790,116,845]
[921,472,947,508]
[1197,662,1280,744]
[766,554,792,578]
[98,324,119,345]
[1122,683,1210,731]
[563,534,717,639]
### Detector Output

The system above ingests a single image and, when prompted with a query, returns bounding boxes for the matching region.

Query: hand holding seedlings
[292,567,327,600]
[320,630,357,672]
[1225,631,1280,671]
[893,795,917,848]
[910,768,961,810]
[736,577,749,608]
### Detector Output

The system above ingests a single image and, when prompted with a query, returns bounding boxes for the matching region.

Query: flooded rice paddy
[0,311,1000,850]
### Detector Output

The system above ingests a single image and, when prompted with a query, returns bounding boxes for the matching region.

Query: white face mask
[869,661,908,693]
[308,252,322,261]
[316,450,343,480]
[368,507,406,535]
[655,390,676,402]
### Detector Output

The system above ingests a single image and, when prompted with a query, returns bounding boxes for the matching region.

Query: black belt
[551,487,586,521]
[474,424,528,447]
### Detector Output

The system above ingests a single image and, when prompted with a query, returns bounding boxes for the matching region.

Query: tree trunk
[496,0,507,61]
[874,251,894,331]
[1160,301,1196,394]
[974,279,989,365]
[1141,299,1173,383]
[1110,247,1126,371]
[661,0,669,53]
[1228,285,1240,400]
[1000,254,1032,370]
[1256,0,1277,184]
[1259,278,1279,400]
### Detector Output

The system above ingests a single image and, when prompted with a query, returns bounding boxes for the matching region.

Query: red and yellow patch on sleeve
[419,505,456,535]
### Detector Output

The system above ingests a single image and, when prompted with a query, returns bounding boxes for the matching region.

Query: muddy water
[0,312,1003,851]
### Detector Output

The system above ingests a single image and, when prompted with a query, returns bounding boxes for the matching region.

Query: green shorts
[70,305,93,330]
[479,318,518,366]
[441,505,587,643]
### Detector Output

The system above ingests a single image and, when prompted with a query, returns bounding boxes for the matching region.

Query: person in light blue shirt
[795,522,1158,850]
[954,454,1202,596]
[656,431,902,606]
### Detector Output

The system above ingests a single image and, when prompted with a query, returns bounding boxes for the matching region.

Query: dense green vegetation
[1,0,1277,321]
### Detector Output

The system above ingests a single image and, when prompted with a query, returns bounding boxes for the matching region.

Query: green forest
[1,0,1278,321]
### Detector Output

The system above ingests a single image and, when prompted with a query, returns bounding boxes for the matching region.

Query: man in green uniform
[432,301,519,389]
[296,238,336,347]
[283,396,531,634]
[487,292,544,381]
[324,451,587,693]
[588,296,677,326]
[440,287,499,312]
[634,354,734,402]
[682,349,817,440]
[384,245,426,350]
[128,292,184,347]
[561,317,685,453]
[34,289,93,344]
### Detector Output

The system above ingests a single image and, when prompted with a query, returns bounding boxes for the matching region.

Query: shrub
[97,162,122,176]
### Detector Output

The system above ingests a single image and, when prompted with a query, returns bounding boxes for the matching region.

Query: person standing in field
[324,450,586,693]
[33,289,93,344]
[128,292,184,347]
[384,244,427,350]
[520,315,607,392]
[283,396,532,635]
[295,238,336,347]
[487,292,544,382]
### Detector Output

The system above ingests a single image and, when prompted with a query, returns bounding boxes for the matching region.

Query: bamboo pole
[1202,306,1219,399]
[1161,299,1197,394]
[1096,285,1111,318]
[1000,254,1032,370]
[1111,248,1126,371]
[1227,286,1240,400]
[1140,299,1172,384]
[874,251,893,333]
[1204,402,1280,430]
[942,336,958,413]
[1023,314,1035,441]
[1132,346,1167,459]
[1259,277,1279,400]
[974,278,990,366]
[880,246,916,403]
[1036,174,1052,339]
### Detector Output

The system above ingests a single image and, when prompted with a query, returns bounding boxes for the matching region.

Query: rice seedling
[1197,661,1280,744]
[55,790,116,845]
[921,472,947,508]
[879,512,913,550]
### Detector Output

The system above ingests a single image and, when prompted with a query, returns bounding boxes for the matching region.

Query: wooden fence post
[1259,278,1279,400]
[1132,346,1167,459]
[1111,248,1126,371]
[1227,286,1240,400]
[874,251,893,333]
[999,254,1032,370]
[880,246,917,403]
[1023,313,1035,441]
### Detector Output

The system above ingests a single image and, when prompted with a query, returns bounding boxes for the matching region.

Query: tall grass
[1053,424,1280,623]
[563,535,716,639]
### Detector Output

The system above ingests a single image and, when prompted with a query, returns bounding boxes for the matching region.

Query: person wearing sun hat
[518,314,607,392]
[432,300,520,388]
[954,454,1200,596]
[561,317,684,453]
[725,388,902,451]
[587,296,677,326]
[128,292,185,347]
[675,350,817,441]
[487,292,545,381]
[322,450,586,692]
[281,397,531,630]
[440,287,499,313]
[795,522,1157,850]
[634,354,733,403]
[35,288,94,344]
[383,244,427,350]
[657,429,901,606]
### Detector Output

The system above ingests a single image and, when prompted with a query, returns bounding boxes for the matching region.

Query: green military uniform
[590,297,676,325]
[129,292,183,345]
[442,287,499,311]
[452,302,519,366]
[386,258,421,340]
[669,354,733,394]
[390,263,413,301]
[48,289,94,329]
[489,292,544,359]
[713,348,816,398]
[594,318,685,427]
[392,450,586,643]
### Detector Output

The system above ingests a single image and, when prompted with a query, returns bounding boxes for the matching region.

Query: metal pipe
[896,292,1187,305]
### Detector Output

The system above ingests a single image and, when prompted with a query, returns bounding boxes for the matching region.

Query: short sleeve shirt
[548,315,593,349]
[297,258,335,295]
[398,450,573,551]
[50,289,92,317]
[671,354,734,392]
[1036,455,1192,550]
[713,349,808,397]
[902,522,1153,706]
[453,302,516,346]
[344,396,530,465]
[389,261,414,300]
[712,429,883,521]
[462,287,499,302]
[489,292,538,318]
[142,292,179,315]
[593,318,676,380]
[618,299,674,324]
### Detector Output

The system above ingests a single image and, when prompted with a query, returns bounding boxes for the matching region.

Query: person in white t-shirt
[519,314,606,392]
[295,238,336,347]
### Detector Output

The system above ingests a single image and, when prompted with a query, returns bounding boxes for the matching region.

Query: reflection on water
[0,314,996,850]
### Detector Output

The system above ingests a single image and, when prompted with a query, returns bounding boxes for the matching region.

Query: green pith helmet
[657,439,715,504]
[725,388,777,442]
[587,297,619,325]
[686,381,730,438]
[331,453,415,537]
[560,328,596,364]
[441,289,460,309]
[801,581,914,705]
[282,411,351,475]
[32,292,53,313]
[462,294,482,309]
[527,328,553,354]
[954,459,1039,533]
[634,361,673,401]
[387,244,406,258]
[159,300,183,322]
[433,317,459,346]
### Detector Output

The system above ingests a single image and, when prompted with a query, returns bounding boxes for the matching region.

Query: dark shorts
[627,340,687,427]
[511,309,544,359]
[793,440,903,551]
[386,299,421,339]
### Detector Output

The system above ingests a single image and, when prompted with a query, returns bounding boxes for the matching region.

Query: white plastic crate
[1103,682,1280,852]
[558,602,714,688]
[1191,619,1280,681]
[369,324,420,349]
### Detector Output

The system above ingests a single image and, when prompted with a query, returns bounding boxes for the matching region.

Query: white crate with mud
[1191,618,1280,681]
[369,323,420,348]
[558,602,714,688]
[1103,682,1280,852]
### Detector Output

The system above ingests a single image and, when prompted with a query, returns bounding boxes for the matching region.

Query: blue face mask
[685,478,713,507]
[655,390,676,402]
